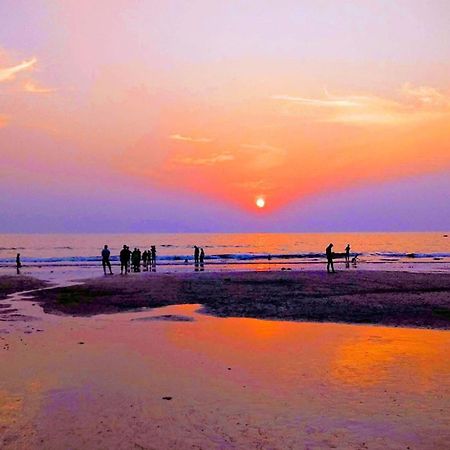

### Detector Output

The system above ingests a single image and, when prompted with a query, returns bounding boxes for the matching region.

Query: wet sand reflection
[0,304,449,448]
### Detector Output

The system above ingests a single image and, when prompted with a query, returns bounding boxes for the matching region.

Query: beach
[0,268,449,449]
[3,1,450,447]
[27,270,450,329]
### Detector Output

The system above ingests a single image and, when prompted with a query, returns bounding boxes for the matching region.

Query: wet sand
[31,271,450,329]
[0,300,449,449]
[1,271,449,449]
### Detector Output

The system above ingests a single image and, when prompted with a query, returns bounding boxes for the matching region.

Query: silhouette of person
[120,245,129,275]
[151,246,156,267]
[199,248,205,264]
[16,253,22,275]
[127,246,132,272]
[194,246,199,265]
[137,248,142,272]
[142,250,148,271]
[101,245,113,275]
[345,244,351,264]
[326,243,335,273]
[199,248,205,271]
[132,248,141,272]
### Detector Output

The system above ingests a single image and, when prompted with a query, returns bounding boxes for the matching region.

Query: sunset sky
[1,0,449,232]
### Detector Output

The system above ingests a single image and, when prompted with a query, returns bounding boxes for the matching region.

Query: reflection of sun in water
[256,197,266,208]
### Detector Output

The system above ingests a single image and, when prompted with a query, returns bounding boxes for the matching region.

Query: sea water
[0,232,449,273]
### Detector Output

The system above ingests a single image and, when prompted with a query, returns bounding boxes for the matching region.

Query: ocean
[0,232,449,273]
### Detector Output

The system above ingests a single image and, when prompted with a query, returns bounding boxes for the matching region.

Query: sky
[1,0,449,232]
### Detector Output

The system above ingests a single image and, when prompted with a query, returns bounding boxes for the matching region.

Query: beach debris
[78,341,85,344]
[162,396,172,400]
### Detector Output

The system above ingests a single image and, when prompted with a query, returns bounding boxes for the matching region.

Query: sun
[256,197,266,208]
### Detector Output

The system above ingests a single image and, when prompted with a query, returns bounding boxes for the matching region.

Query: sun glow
[256,197,266,208]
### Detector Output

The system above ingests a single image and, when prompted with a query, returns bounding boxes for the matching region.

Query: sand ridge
[28,270,450,329]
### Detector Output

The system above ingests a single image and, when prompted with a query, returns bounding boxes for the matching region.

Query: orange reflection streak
[163,311,450,394]
[330,327,450,388]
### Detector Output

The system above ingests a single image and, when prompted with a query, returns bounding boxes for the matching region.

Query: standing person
[131,248,139,272]
[326,243,335,273]
[199,248,205,265]
[137,248,142,272]
[142,250,148,271]
[151,246,156,267]
[101,245,113,275]
[345,244,351,264]
[16,253,22,275]
[148,246,152,266]
[120,245,129,275]
[199,248,205,271]
[194,246,199,265]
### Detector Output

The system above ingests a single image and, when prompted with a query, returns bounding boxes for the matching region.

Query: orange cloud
[169,134,213,143]
[0,57,37,82]
[272,85,450,125]
[23,81,57,94]
[173,153,234,166]
[120,84,450,212]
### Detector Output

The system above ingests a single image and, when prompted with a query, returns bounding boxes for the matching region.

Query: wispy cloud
[169,134,213,143]
[0,57,37,83]
[240,143,284,152]
[271,85,450,125]
[401,83,450,108]
[23,81,57,94]
[174,152,234,166]
[240,143,287,169]
[271,95,360,108]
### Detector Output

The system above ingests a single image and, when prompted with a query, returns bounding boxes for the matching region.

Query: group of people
[16,243,354,276]
[101,244,207,275]
[193,246,205,265]
[193,246,206,271]
[325,243,357,273]
[114,245,157,275]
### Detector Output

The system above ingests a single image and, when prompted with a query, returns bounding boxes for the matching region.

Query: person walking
[326,243,335,273]
[101,245,113,275]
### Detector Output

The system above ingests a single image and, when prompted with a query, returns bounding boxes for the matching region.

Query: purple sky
[1,1,449,232]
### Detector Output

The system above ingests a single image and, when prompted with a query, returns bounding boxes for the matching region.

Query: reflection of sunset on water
[329,328,450,388]
[164,307,450,394]
[1,303,449,448]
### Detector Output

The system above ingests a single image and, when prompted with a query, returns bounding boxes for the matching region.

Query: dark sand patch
[0,275,49,300]
[30,271,450,329]
[132,314,195,322]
